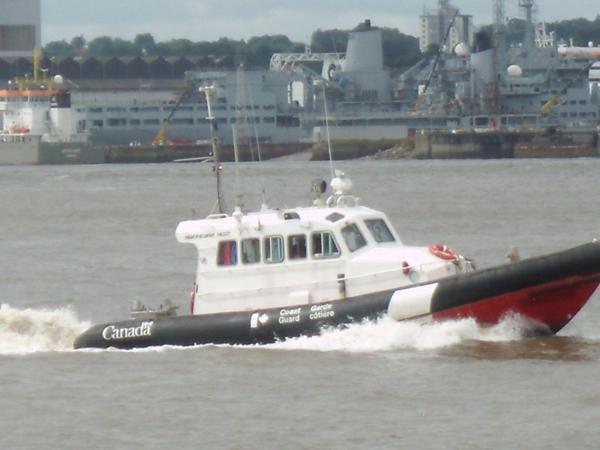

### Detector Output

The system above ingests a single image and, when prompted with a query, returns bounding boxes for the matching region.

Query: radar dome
[53,75,64,85]
[454,42,470,58]
[507,65,523,77]
[330,171,353,195]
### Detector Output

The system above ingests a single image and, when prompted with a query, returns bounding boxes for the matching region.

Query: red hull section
[431,275,600,333]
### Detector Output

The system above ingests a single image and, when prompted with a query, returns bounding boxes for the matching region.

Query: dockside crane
[153,85,194,146]
[421,9,459,95]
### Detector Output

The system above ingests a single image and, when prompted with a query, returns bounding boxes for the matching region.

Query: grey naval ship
[2,0,599,164]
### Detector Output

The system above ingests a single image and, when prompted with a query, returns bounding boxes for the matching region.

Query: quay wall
[104,142,312,163]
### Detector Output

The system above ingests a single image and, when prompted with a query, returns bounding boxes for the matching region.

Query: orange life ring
[428,243,459,261]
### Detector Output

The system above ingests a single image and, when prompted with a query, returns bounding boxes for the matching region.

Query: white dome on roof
[507,65,523,77]
[454,42,470,58]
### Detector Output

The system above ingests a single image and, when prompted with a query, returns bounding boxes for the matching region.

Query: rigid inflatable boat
[74,171,600,350]
[74,86,600,350]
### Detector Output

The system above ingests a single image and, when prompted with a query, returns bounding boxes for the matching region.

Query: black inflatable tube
[74,242,600,350]
[431,242,600,313]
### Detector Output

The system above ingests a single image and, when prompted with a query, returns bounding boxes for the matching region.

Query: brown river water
[1,159,600,449]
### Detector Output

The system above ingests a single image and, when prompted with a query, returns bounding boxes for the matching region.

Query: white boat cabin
[175,176,469,315]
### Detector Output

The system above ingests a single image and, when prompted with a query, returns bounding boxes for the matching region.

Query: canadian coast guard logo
[102,321,154,341]
[250,313,269,329]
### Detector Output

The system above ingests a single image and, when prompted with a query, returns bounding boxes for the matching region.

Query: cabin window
[365,219,395,243]
[241,238,260,265]
[284,212,300,220]
[264,236,284,263]
[288,235,307,260]
[341,224,367,252]
[217,241,238,266]
[311,232,340,258]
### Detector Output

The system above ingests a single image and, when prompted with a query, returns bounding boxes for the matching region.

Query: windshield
[341,223,367,252]
[365,219,395,243]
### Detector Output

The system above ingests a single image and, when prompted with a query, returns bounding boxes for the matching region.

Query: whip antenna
[322,83,335,180]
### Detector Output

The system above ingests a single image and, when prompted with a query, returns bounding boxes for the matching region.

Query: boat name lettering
[185,233,215,240]
[217,231,230,237]
[279,307,301,325]
[309,303,335,320]
[102,321,154,341]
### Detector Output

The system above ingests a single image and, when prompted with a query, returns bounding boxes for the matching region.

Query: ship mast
[200,85,226,214]
[492,0,506,115]
[519,0,536,49]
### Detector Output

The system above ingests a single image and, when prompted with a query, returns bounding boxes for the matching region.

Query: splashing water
[0,302,545,355]
[266,315,535,353]
[0,304,90,355]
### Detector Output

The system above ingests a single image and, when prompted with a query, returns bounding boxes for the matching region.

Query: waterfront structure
[67,70,305,146]
[1,2,598,157]
[0,0,41,58]
[0,55,220,81]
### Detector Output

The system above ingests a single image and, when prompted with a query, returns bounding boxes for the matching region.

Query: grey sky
[42,0,599,44]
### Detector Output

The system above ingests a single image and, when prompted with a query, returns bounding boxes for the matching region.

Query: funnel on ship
[326,20,391,102]
[344,19,384,72]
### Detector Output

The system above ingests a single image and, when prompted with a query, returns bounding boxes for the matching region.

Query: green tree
[381,28,420,69]
[44,40,73,57]
[311,29,349,53]
[134,33,156,55]
[112,38,136,55]
[71,35,86,54]
[87,36,113,56]
[548,16,600,46]
[245,35,298,67]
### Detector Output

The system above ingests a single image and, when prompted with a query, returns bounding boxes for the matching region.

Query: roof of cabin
[175,204,386,240]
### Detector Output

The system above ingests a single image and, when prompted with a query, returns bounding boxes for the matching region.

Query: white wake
[0,304,90,355]
[266,315,534,353]
[0,303,549,355]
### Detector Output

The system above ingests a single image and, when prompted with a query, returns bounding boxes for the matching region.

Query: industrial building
[419,0,473,53]
[0,0,41,58]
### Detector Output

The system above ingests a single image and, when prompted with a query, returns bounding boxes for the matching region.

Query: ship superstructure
[65,70,305,146]
[1,0,598,159]
[410,0,599,129]
[0,70,103,164]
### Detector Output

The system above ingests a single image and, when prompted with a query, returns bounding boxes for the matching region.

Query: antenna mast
[519,0,536,49]
[231,124,243,209]
[200,85,226,214]
[322,84,335,181]
[492,0,506,115]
